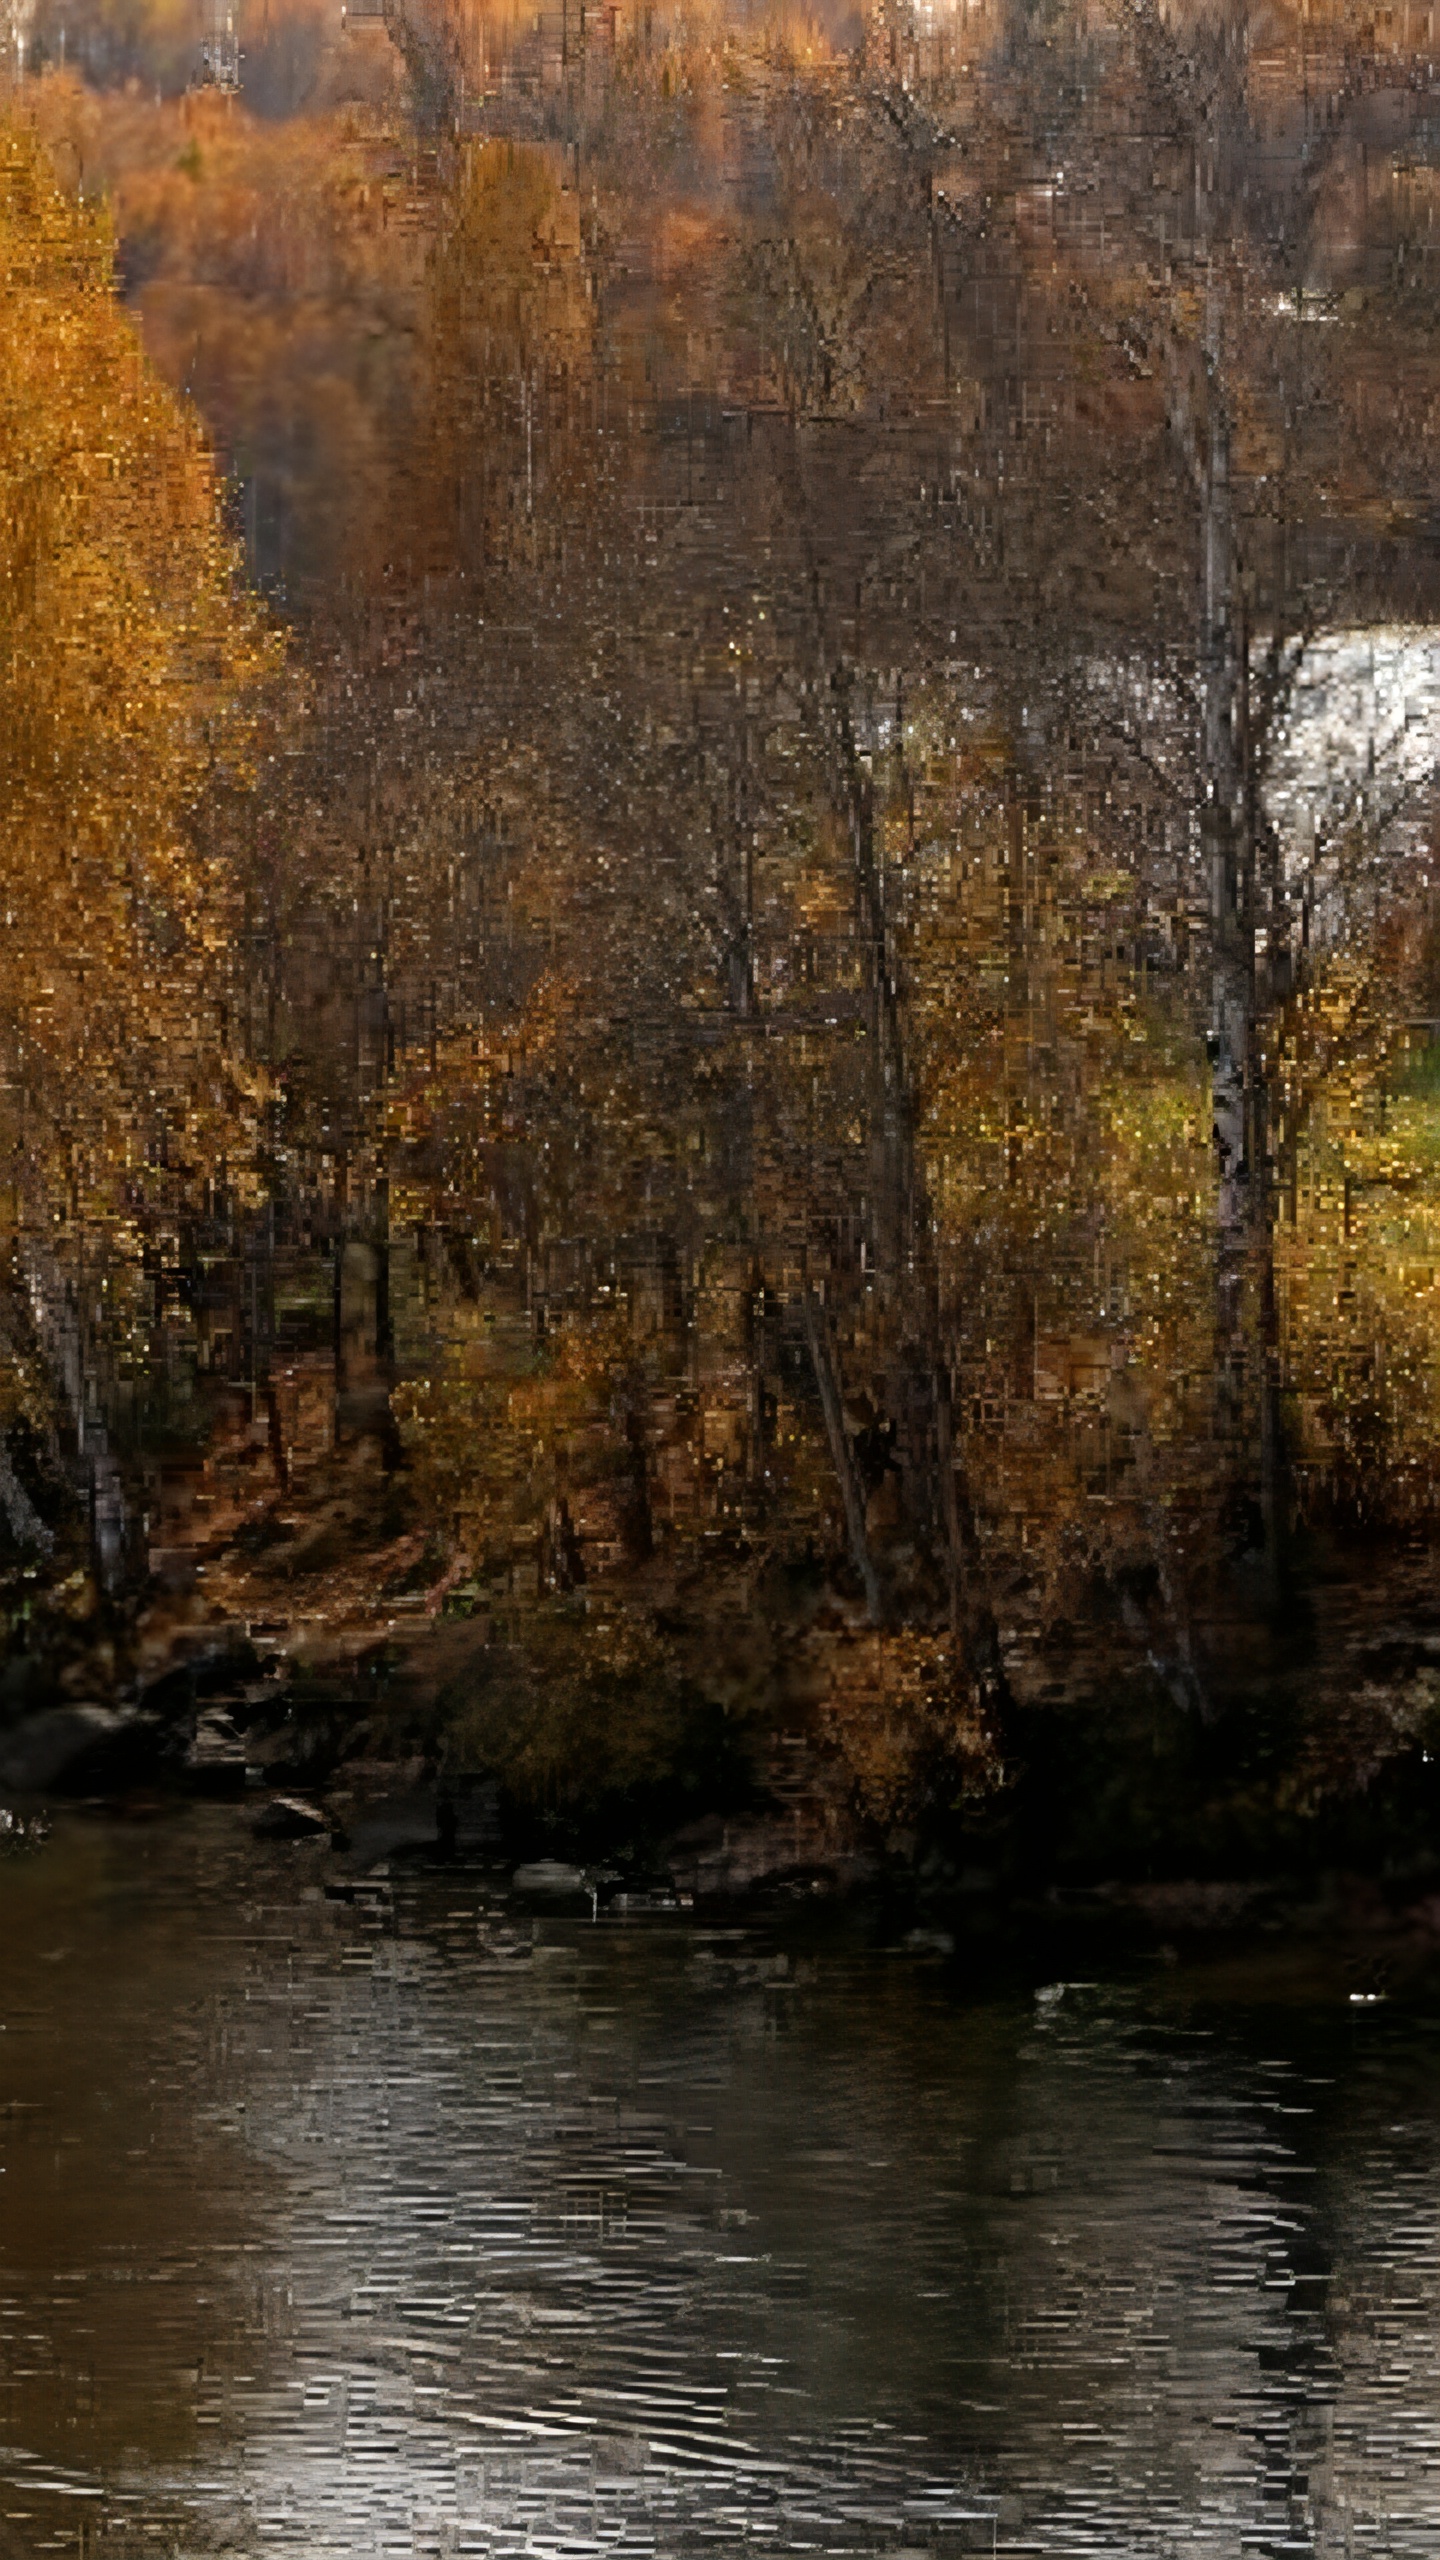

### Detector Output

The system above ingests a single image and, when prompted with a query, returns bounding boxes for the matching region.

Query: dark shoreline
[8,1759,1440,2028]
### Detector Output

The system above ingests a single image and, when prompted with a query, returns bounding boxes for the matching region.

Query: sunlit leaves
[0,113,279,1237]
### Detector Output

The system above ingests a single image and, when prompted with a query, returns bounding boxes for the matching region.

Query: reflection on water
[2,1815,1439,2556]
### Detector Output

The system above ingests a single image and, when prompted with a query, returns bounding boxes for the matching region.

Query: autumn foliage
[6,0,1440,1861]
[0,113,277,1244]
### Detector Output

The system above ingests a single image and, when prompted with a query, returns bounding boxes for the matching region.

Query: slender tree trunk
[774,427,1007,1720]
[19,1244,127,1591]
[826,666,1008,1704]
[1248,927,1288,1592]
[832,674,912,1291]
[619,1381,654,1564]
[1203,392,1246,1315]
[1200,366,1291,1595]
[1200,373,1263,1520]
[802,1285,883,1624]
[332,1229,347,1398]
[0,1437,52,1556]
[374,1176,394,1370]
[933,1356,1007,1724]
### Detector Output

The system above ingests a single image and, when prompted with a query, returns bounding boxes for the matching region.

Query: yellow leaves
[395,1295,632,1579]
[0,110,109,295]
[0,112,280,1242]
[792,844,851,933]
[818,1630,997,1826]
[426,140,591,381]
[1270,960,1440,1510]
[415,140,598,578]
[383,969,581,1224]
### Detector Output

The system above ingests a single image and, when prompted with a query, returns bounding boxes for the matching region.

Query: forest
[5,0,1440,1901]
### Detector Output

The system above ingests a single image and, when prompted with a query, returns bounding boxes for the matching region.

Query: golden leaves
[0,113,280,1239]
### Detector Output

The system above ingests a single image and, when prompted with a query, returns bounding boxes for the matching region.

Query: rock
[183,1708,248,1797]
[241,1708,347,1786]
[1098,1878,1267,1931]
[606,1882,690,1914]
[323,1874,394,1912]
[0,1804,49,1850]
[0,1705,155,1794]
[341,1755,429,1793]
[666,1813,875,1901]
[138,1635,271,1726]
[251,1793,332,1841]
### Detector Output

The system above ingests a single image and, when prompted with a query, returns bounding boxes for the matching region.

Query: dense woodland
[6,0,1440,1880]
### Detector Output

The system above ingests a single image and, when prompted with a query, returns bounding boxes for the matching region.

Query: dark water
[2,1816,1438,2557]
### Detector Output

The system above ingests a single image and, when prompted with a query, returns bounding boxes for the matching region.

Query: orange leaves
[424,140,591,389]
[23,78,443,611]
[0,112,279,1238]
[417,140,596,582]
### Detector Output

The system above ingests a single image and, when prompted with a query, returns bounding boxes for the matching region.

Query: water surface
[2,1812,1438,2556]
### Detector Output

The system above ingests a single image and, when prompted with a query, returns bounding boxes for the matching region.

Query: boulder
[251,1793,332,1841]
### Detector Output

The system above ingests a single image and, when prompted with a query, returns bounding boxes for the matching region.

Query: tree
[0,113,278,1578]
[867,0,1440,1604]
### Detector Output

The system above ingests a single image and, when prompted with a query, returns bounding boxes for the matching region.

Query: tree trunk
[1202,380,1249,1355]
[832,674,912,1292]
[802,1286,883,1623]
[18,1245,128,1591]
[776,429,1006,1719]
[374,1177,394,1369]
[1200,370,1273,1547]
[621,1400,654,1564]
[932,1356,1007,1726]
[0,1437,52,1557]
[1195,356,1300,1616]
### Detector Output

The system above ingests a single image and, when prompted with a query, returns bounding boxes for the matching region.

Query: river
[2,1810,1438,2557]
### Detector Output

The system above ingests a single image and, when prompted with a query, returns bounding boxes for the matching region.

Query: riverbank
[7,1367,1440,1930]
[5,1682,1440,2026]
